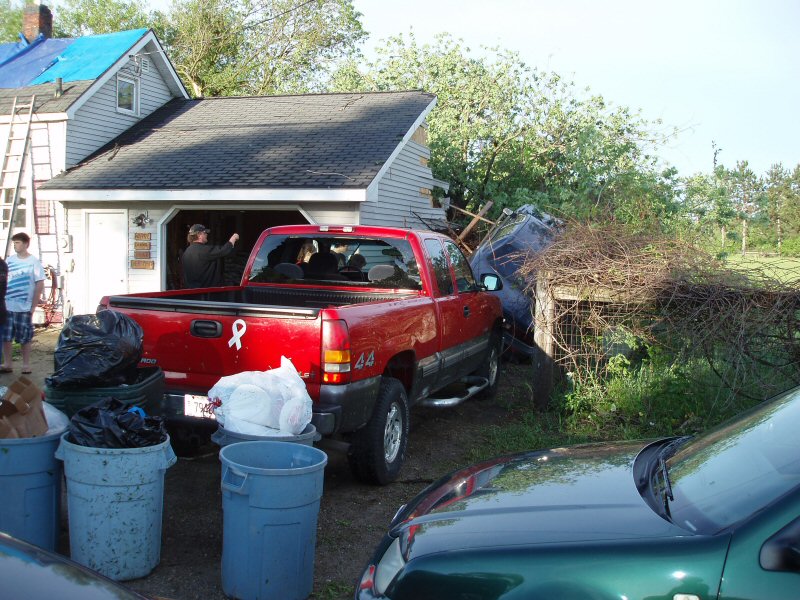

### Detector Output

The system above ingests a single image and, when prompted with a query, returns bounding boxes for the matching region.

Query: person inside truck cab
[340,253,367,281]
[295,240,317,265]
[181,224,240,288]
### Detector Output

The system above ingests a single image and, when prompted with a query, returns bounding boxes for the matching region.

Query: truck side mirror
[480,273,503,291]
[760,516,800,573]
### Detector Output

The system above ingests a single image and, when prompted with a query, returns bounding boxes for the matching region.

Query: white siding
[127,206,165,295]
[66,55,175,167]
[361,140,446,229]
[0,119,66,183]
[0,119,67,264]
[302,202,360,225]
[63,202,167,314]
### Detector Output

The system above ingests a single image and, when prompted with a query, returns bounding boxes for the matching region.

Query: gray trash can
[0,430,64,551]
[220,440,327,600]
[55,432,176,580]
[211,422,317,447]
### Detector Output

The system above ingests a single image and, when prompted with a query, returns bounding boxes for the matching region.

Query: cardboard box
[0,376,48,439]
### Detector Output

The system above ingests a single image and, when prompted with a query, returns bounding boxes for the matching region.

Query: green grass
[470,411,592,462]
[312,580,353,600]
[475,347,788,461]
[723,254,800,284]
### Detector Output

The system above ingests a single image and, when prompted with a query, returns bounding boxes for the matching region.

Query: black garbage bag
[68,397,168,448]
[46,311,144,389]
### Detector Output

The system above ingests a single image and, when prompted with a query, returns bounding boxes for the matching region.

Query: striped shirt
[6,254,44,313]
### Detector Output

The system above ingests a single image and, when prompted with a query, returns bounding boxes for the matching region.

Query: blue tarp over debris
[0,28,147,88]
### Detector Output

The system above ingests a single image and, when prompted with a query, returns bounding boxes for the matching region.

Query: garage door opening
[166,209,307,289]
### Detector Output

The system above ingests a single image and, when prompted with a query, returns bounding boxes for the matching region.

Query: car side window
[423,239,454,296]
[444,241,477,293]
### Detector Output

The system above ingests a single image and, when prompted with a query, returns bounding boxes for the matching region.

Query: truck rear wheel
[348,377,409,485]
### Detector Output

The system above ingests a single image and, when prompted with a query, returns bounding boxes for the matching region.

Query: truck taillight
[322,319,351,384]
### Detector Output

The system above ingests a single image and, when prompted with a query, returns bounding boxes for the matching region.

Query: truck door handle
[463,305,470,318]
[191,320,223,338]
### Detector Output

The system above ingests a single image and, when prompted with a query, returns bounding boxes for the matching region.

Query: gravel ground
[11,325,531,600]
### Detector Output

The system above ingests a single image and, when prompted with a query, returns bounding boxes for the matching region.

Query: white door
[85,210,128,311]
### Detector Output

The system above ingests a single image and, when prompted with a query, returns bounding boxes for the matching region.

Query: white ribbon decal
[228,319,247,351]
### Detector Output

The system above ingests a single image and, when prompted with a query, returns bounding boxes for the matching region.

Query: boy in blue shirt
[1,232,44,374]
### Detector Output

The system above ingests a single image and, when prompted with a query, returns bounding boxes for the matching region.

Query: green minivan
[357,386,800,599]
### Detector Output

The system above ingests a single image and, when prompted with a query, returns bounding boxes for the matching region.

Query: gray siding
[361,140,446,228]
[66,53,174,167]
[302,202,360,225]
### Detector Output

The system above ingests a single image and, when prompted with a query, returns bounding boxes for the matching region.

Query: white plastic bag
[279,396,312,435]
[208,356,312,435]
[43,401,70,435]
[226,383,282,429]
[224,415,288,437]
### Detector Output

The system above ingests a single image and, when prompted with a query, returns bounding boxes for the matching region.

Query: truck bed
[108,286,416,316]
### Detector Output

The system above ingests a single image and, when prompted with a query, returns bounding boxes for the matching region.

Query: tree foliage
[684,160,800,256]
[52,0,156,37]
[0,0,24,43]
[330,34,679,230]
[8,0,364,99]
[160,0,366,97]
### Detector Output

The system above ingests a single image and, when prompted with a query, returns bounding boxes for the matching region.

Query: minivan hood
[395,441,691,557]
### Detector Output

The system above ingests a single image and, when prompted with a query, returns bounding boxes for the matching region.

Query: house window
[117,75,139,116]
[2,189,26,229]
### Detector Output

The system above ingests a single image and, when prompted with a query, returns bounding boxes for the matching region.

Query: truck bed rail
[107,286,416,318]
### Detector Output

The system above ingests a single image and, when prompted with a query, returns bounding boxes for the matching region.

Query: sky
[351,0,799,177]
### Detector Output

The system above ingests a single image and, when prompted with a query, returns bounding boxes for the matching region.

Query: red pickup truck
[100,225,503,483]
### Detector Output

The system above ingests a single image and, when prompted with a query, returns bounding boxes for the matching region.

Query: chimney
[23,4,53,43]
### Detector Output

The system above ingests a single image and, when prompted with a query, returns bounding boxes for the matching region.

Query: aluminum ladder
[1,95,35,258]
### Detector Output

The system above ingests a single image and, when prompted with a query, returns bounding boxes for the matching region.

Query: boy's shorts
[1,311,34,344]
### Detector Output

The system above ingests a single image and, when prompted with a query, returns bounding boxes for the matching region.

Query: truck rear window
[248,235,422,290]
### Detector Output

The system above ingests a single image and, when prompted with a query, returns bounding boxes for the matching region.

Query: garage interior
[164,209,308,289]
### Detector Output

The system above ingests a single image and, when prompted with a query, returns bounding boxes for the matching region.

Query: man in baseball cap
[181,224,239,288]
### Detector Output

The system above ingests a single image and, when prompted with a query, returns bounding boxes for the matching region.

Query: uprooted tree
[517,223,800,405]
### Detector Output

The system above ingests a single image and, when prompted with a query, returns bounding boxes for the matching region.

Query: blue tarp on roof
[0,35,31,65]
[0,36,74,87]
[0,28,148,88]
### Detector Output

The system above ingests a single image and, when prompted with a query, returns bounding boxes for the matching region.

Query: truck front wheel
[348,377,409,485]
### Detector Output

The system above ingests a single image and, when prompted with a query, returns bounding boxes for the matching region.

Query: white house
[2,7,448,317]
[0,5,188,318]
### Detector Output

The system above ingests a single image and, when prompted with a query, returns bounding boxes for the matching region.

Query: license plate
[183,394,216,420]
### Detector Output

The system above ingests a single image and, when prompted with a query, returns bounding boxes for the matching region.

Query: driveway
[16,325,530,600]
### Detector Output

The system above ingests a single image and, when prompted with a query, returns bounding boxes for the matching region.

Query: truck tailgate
[107,297,323,393]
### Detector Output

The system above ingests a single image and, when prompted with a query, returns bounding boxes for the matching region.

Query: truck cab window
[248,235,421,289]
[444,241,477,293]
[423,239,454,296]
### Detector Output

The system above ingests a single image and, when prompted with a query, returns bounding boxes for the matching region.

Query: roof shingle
[42,91,436,191]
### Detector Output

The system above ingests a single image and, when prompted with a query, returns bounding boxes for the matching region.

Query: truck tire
[475,333,502,400]
[348,377,409,485]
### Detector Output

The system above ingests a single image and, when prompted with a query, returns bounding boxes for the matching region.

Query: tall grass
[476,343,792,460]
[723,254,800,284]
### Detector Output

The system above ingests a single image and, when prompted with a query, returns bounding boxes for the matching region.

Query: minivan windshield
[665,386,800,533]
[247,234,422,290]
